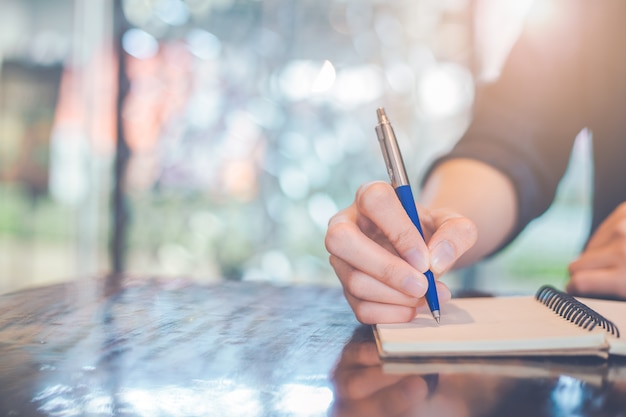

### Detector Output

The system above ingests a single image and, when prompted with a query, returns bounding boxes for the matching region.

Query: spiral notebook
[374,286,626,359]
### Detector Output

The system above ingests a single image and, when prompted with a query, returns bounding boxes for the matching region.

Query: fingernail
[431,241,455,273]
[404,248,429,272]
[401,275,428,298]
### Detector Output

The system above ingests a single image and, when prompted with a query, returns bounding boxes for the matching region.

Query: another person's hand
[325,181,477,324]
[568,202,626,298]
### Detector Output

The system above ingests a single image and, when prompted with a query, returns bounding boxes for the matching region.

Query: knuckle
[398,307,418,322]
[463,218,479,240]
[356,181,391,213]
[324,221,351,254]
[431,209,478,249]
[453,215,478,236]
[388,226,415,249]
[458,219,479,250]
[379,261,403,286]
[352,304,375,325]
[328,255,341,273]
[380,263,398,284]
[326,211,339,228]
[443,216,478,247]
[342,273,363,298]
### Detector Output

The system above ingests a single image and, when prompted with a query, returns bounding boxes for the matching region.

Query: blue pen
[375,107,441,323]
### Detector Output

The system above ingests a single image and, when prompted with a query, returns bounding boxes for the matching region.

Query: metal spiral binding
[535,285,620,338]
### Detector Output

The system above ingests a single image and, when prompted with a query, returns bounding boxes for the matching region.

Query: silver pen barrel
[375,107,410,188]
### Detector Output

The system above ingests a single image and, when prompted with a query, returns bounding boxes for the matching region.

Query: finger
[569,248,612,273]
[568,245,626,296]
[344,266,451,309]
[343,284,451,325]
[355,182,431,272]
[358,213,401,257]
[569,241,626,274]
[344,292,418,324]
[332,254,451,324]
[330,255,422,307]
[424,208,478,275]
[568,267,626,298]
[326,214,429,299]
[585,203,626,250]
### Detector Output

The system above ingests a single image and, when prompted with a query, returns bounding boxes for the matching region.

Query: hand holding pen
[375,107,440,323]
[325,109,477,324]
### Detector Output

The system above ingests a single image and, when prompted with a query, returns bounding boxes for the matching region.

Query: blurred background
[0,0,591,296]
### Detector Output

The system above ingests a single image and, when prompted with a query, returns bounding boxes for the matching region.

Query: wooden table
[0,278,625,416]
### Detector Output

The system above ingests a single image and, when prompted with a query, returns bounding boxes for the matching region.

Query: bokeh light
[122,28,159,59]
[417,62,474,119]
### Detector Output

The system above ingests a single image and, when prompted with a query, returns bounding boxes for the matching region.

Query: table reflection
[329,326,626,417]
[0,279,354,417]
[2,280,626,417]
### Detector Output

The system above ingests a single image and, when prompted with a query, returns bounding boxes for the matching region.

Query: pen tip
[433,310,441,325]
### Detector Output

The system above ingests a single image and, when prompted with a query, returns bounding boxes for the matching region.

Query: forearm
[420,158,518,268]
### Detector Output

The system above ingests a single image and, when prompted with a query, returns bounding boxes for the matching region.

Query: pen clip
[375,124,395,185]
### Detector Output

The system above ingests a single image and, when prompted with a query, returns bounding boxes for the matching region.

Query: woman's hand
[325,181,477,324]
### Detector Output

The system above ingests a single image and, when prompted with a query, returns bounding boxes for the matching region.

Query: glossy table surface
[1,278,626,416]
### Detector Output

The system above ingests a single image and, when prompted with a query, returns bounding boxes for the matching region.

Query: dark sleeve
[424,0,589,252]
